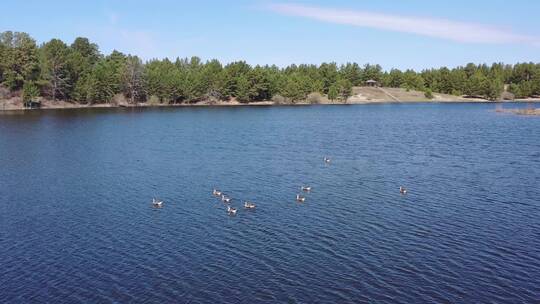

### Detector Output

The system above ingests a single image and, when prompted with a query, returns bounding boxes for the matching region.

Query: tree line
[1,31,540,105]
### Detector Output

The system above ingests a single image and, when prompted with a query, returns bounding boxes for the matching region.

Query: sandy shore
[2,98,538,112]
[2,86,539,111]
[0,98,276,111]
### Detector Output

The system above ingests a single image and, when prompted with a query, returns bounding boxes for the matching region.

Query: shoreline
[2,98,540,112]
[3,86,539,112]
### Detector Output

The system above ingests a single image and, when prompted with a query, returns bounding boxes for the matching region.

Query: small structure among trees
[365,79,379,87]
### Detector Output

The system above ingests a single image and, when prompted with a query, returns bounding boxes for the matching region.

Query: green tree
[385,69,403,88]
[402,69,424,91]
[449,68,467,95]
[336,78,352,102]
[464,71,488,97]
[0,42,5,83]
[339,63,362,86]
[235,74,253,102]
[281,73,310,102]
[200,59,224,99]
[511,63,535,83]
[22,81,39,102]
[485,79,503,100]
[121,55,145,103]
[435,68,453,94]
[530,64,540,96]
[143,59,183,103]
[4,31,540,107]
[71,37,100,64]
[518,81,534,98]
[509,83,524,98]
[248,66,273,101]
[464,63,477,78]
[84,61,118,103]
[319,62,338,93]
[327,85,338,101]
[40,39,71,100]
[0,31,39,90]
[424,88,434,99]
[83,52,126,104]
[222,61,251,98]
[68,37,101,99]
[362,64,383,82]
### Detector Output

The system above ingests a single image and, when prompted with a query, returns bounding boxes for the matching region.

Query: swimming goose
[244,201,256,209]
[296,194,306,202]
[213,189,222,197]
[221,194,231,203]
[227,206,237,215]
[152,198,163,208]
[400,186,407,195]
[301,186,312,192]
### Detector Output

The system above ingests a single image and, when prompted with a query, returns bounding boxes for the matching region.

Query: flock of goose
[211,189,256,215]
[151,156,408,213]
[214,183,317,216]
[212,156,329,216]
[212,184,313,216]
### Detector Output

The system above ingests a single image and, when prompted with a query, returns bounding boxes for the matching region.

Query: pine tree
[40,39,71,100]
[328,85,338,101]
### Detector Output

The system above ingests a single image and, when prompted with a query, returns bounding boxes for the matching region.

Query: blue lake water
[1,103,539,303]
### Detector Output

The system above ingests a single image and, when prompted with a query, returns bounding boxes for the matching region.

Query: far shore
[2,99,540,113]
[2,97,540,112]
[2,86,539,112]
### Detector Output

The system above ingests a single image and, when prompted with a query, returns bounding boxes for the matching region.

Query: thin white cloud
[76,11,210,60]
[81,11,164,59]
[268,3,540,46]
[105,10,119,25]
[116,29,159,58]
[82,25,207,61]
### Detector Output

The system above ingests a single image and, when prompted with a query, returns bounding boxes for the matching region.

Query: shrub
[451,89,462,97]
[500,91,515,101]
[307,92,324,104]
[424,88,434,99]
[0,85,10,99]
[147,95,161,105]
[22,82,40,102]
[272,94,286,105]
[327,85,338,101]
[111,93,128,106]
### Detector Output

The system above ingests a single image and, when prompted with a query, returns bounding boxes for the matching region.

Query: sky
[2,0,540,70]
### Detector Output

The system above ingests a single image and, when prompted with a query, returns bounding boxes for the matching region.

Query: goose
[213,189,222,197]
[227,206,237,215]
[400,186,407,195]
[296,194,306,202]
[221,194,231,203]
[301,186,312,192]
[244,201,256,209]
[152,198,163,208]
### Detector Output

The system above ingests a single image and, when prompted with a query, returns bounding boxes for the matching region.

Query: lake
[1,103,539,303]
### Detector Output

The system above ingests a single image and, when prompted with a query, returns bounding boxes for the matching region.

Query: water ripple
[1,104,539,303]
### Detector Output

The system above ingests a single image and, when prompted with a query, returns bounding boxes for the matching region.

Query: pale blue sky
[2,0,540,70]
